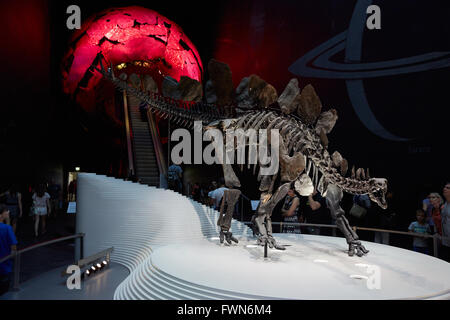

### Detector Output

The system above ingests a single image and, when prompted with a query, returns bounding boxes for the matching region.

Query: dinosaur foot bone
[257,235,286,250]
[225,231,239,244]
[348,241,369,257]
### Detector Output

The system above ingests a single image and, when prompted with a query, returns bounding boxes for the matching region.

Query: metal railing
[146,108,167,183]
[122,90,135,177]
[242,221,447,258]
[0,233,85,291]
[239,193,251,222]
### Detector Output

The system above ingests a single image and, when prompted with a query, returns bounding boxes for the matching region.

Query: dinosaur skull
[368,178,388,209]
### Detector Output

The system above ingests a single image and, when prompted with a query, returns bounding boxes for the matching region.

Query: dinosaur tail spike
[356,168,362,180]
[361,168,366,180]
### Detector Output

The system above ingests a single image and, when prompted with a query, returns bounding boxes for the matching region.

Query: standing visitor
[208,178,228,210]
[0,185,22,234]
[281,188,301,234]
[32,184,51,237]
[374,191,397,245]
[191,182,201,201]
[47,179,61,218]
[68,179,77,201]
[408,209,431,255]
[428,192,443,235]
[440,182,450,261]
[0,205,17,295]
[303,189,328,235]
[167,163,183,193]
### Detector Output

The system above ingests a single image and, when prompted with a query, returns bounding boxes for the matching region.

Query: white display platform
[77,174,450,300]
[148,234,450,300]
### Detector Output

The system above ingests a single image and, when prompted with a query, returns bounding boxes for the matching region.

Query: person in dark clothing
[0,185,22,233]
[47,179,61,218]
[139,101,148,121]
[303,189,329,235]
[281,188,301,234]
[167,163,183,193]
[191,182,201,201]
[373,191,397,244]
[0,204,18,295]
[68,179,77,201]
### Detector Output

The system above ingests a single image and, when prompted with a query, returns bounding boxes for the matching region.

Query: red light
[62,6,203,113]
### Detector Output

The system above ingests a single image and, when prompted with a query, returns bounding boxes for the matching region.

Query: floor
[10,212,77,283]
[1,211,129,300]
[1,262,129,300]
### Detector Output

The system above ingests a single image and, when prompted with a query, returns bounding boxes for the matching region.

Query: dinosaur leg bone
[222,164,241,188]
[217,189,242,244]
[325,184,369,257]
[255,183,290,250]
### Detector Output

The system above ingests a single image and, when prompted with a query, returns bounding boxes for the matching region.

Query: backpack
[167,169,179,181]
[350,195,367,219]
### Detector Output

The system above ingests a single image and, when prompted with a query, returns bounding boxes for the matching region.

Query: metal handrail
[242,221,448,258]
[242,221,447,239]
[0,233,85,291]
[0,233,85,264]
[123,90,135,177]
[240,193,251,201]
[146,109,167,179]
[353,226,441,239]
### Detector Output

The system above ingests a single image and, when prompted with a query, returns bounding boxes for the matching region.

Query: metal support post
[264,240,268,258]
[433,234,439,258]
[13,252,20,291]
[80,236,84,260]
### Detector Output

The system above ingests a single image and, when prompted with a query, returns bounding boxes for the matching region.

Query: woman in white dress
[32,184,51,237]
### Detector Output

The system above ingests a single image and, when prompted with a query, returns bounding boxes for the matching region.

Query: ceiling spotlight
[96,263,102,268]
[75,167,80,172]
[102,260,108,266]
[85,270,90,276]
[91,266,96,271]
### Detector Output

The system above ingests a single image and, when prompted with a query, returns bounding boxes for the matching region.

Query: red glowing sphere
[62,6,203,113]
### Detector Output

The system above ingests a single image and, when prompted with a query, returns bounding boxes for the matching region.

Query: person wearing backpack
[167,163,183,193]
[0,185,22,234]
[348,194,371,228]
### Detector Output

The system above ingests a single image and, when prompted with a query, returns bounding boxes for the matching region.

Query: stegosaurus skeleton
[94,55,388,257]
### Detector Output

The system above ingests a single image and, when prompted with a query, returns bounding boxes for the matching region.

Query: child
[408,209,431,255]
[0,204,18,295]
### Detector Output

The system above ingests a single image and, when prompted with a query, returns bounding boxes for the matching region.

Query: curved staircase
[77,173,252,300]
